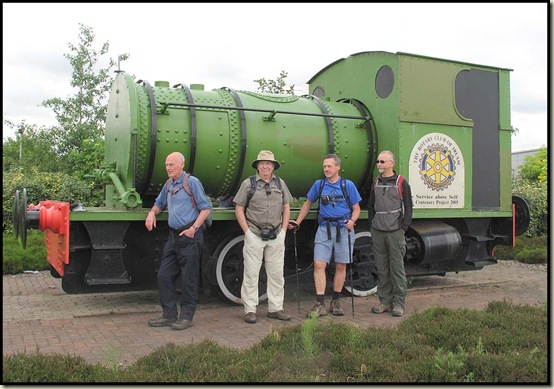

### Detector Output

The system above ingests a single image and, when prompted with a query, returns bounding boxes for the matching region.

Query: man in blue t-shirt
[289,154,361,318]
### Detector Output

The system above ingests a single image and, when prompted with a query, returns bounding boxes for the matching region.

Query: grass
[3,301,548,383]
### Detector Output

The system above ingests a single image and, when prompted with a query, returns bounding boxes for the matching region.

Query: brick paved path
[3,261,547,368]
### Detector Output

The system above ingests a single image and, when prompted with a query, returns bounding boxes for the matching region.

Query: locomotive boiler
[13,51,530,303]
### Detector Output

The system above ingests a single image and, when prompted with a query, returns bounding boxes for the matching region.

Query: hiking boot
[267,310,291,321]
[171,319,193,330]
[329,299,344,316]
[307,303,327,318]
[371,304,392,314]
[148,316,176,327]
[392,304,404,317]
[244,312,257,324]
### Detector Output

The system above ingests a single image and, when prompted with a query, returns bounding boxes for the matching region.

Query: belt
[375,208,402,215]
[171,222,195,234]
[322,217,344,242]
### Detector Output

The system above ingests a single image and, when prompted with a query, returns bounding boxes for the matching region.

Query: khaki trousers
[241,228,286,314]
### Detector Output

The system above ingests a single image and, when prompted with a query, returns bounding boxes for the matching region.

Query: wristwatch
[193,225,199,232]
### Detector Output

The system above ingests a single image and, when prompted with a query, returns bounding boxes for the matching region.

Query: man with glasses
[145,152,212,330]
[234,150,293,324]
[289,154,362,319]
[368,150,413,317]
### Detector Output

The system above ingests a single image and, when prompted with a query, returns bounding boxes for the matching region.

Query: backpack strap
[374,175,404,201]
[165,173,197,208]
[396,175,404,200]
[182,173,196,208]
[340,176,352,213]
[245,175,284,210]
[244,175,257,210]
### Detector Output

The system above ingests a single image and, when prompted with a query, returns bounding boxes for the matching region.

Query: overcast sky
[3,3,548,152]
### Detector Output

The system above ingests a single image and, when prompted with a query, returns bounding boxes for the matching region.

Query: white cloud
[3,2,547,152]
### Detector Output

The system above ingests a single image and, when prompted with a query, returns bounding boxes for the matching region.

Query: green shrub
[512,179,547,237]
[515,247,547,264]
[3,230,49,274]
[3,167,100,232]
[494,235,547,264]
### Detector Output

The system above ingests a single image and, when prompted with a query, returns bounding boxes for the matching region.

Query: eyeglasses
[376,160,391,164]
[264,183,272,196]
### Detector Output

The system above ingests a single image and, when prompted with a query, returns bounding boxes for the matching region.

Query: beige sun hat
[251,150,280,170]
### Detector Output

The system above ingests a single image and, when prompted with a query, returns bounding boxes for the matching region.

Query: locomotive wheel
[512,195,531,236]
[342,230,378,297]
[214,234,268,304]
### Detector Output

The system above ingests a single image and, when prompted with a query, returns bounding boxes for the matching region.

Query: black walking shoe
[148,316,177,327]
[171,319,193,330]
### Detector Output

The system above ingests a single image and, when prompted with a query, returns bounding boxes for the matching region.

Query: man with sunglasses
[368,150,413,317]
[145,152,212,330]
[289,154,362,319]
[234,150,293,324]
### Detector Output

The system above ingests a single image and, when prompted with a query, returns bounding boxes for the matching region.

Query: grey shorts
[313,225,354,264]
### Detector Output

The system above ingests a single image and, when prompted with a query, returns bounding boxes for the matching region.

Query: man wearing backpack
[234,150,293,324]
[289,154,361,318]
[368,150,413,317]
[145,152,212,330]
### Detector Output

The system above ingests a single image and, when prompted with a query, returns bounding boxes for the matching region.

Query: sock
[316,294,325,305]
[332,291,341,301]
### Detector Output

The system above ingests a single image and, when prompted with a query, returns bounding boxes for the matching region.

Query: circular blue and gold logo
[419,144,456,191]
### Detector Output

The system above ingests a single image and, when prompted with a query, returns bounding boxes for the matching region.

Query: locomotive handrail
[157,101,369,121]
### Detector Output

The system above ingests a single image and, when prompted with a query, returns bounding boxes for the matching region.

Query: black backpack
[244,175,283,210]
[316,176,352,215]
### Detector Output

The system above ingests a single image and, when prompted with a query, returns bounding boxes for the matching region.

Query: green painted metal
[99,51,513,219]
[103,74,372,210]
[307,51,513,218]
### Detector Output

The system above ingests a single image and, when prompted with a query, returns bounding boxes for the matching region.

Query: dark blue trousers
[157,230,202,320]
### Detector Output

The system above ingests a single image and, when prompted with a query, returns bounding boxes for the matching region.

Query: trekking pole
[347,226,355,318]
[289,221,301,313]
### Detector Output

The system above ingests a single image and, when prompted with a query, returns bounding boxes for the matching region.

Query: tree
[3,24,127,218]
[512,146,548,237]
[2,119,61,173]
[41,23,128,176]
[254,70,295,94]
[518,147,547,183]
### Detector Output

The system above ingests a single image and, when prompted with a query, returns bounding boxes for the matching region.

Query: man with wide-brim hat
[251,150,281,170]
[233,150,292,324]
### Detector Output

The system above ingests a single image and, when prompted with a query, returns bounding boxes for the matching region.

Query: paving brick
[3,262,547,367]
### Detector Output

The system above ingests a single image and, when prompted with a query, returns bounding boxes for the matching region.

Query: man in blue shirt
[290,154,361,318]
[145,152,212,330]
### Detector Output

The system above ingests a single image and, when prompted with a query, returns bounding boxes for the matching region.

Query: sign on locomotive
[13,51,530,303]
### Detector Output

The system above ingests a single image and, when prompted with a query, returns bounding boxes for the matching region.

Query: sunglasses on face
[376,160,390,164]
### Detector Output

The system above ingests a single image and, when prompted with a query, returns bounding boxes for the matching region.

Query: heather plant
[3,301,547,383]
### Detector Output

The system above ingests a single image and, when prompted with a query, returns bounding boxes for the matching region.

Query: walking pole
[347,227,355,318]
[289,221,301,313]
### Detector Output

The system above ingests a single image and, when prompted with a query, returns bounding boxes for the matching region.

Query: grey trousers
[371,227,407,308]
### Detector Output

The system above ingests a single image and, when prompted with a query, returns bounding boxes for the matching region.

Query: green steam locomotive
[13,51,530,303]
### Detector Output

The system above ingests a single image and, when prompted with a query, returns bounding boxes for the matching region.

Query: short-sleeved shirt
[154,172,212,229]
[306,177,361,227]
[233,174,292,235]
